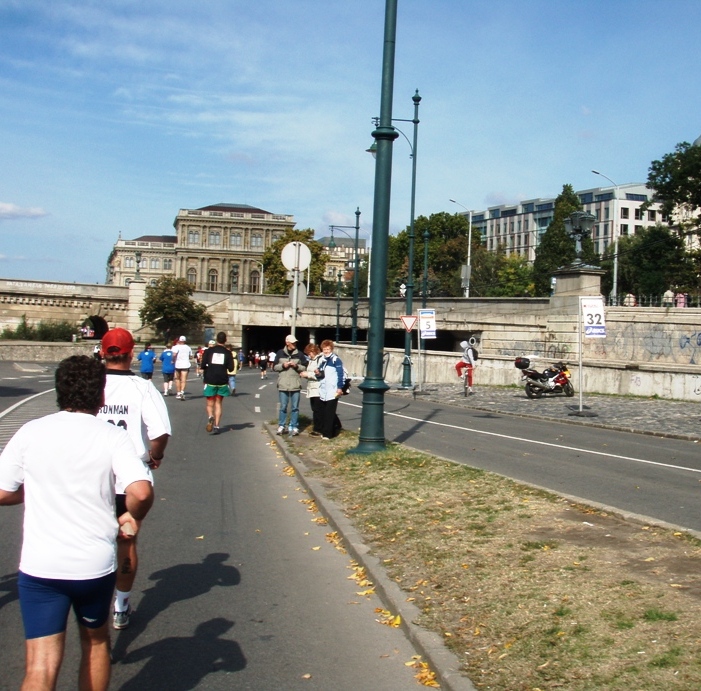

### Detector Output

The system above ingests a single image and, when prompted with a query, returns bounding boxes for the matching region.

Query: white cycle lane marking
[339,401,701,475]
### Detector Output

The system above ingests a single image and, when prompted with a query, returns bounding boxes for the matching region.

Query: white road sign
[581,297,606,338]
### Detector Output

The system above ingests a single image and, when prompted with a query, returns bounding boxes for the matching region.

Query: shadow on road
[0,571,18,610]
[117,617,246,689]
[111,553,241,662]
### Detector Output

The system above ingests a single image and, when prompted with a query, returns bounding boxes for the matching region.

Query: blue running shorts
[18,570,116,639]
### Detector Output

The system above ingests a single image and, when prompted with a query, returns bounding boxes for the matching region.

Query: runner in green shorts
[200,332,235,435]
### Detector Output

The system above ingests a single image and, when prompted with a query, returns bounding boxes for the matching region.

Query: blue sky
[1,0,700,283]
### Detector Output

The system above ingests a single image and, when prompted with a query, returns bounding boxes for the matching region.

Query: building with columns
[107,203,295,292]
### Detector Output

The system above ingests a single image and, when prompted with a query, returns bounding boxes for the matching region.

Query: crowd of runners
[0,327,348,689]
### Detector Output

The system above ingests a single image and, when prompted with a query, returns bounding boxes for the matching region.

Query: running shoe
[276,426,286,435]
[206,416,214,433]
[113,606,132,630]
[212,426,220,435]
[289,428,299,436]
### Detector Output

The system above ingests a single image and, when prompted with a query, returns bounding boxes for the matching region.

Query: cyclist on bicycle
[455,340,476,395]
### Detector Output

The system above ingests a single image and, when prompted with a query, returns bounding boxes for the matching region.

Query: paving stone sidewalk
[388,383,701,442]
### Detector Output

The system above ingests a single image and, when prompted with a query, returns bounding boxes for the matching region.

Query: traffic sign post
[281,242,311,336]
[570,296,606,418]
[400,315,417,332]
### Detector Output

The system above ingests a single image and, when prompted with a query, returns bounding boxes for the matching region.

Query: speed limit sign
[581,297,606,338]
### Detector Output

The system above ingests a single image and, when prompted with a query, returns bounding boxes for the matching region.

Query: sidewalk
[390,383,701,442]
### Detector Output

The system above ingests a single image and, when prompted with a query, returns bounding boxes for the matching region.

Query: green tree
[492,254,535,297]
[261,228,327,295]
[613,224,694,298]
[390,212,473,298]
[646,141,701,229]
[532,184,597,295]
[139,276,213,343]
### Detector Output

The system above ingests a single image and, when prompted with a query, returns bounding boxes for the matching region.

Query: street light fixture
[368,90,421,389]
[564,211,597,265]
[329,207,362,344]
[449,199,473,297]
[592,170,620,305]
[134,250,142,281]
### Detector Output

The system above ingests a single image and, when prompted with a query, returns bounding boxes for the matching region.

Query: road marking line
[255,406,261,413]
[0,389,55,420]
[339,401,701,475]
[255,394,260,398]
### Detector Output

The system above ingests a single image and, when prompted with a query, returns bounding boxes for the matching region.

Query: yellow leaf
[195,535,204,540]
[311,546,321,551]
[301,673,312,679]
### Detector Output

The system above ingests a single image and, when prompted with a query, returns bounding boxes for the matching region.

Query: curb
[265,423,477,691]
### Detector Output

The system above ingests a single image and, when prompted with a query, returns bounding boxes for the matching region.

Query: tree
[492,254,535,297]
[261,228,327,295]
[612,224,694,298]
[389,212,472,298]
[646,141,701,229]
[532,184,597,295]
[139,276,212,344]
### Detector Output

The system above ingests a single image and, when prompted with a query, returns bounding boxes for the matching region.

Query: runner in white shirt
[98,327,171,630]
[171,335,193,400]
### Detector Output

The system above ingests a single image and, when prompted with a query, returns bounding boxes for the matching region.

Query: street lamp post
[329,207,362,344]
[592,170,619,305]
[564,211,597,265]
[351,0,398,455]
[368,91,421,389]
[449,199,473,297]
[335,270,343,342]
[134,250,142,281]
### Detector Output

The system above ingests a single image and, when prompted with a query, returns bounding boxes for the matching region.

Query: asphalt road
[0,366,421,691]
[2,361,701,689]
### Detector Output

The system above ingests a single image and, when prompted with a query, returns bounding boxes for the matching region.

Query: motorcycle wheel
[564,381,575,397]
[525,383,543,399]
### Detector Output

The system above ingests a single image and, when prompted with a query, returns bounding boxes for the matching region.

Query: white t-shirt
[98,371,172,493]
[172,343,193,369]
[0,411,152,580]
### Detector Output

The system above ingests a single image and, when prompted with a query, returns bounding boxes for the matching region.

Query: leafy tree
[261,228,327,295]
[389,212,472,298]
[646,141,701,229]
[612,224,694,297]
[492,254,535,297]
[532,184,597,295]
[139,275,212,343]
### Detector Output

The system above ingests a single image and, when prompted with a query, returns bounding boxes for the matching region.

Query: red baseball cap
[101,328,135,356]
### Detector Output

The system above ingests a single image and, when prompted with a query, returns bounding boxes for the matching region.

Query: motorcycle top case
[514,356,530,370]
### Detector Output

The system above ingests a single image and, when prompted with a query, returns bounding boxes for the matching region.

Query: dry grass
[292,431,701,690]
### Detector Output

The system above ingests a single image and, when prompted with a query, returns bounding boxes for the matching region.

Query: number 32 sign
[581,297,606,338]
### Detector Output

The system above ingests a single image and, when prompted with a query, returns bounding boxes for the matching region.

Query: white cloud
[0,203,48,221]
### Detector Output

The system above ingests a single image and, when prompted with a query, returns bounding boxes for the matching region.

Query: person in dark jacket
[201,332,234,435]
[273,334,307,436]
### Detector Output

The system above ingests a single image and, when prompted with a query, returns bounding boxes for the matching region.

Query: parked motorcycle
[514,357,574,399]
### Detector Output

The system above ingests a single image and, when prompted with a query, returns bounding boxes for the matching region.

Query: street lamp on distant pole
[329,207,362,344]
[449,199,473,297]
[368,90,421,389]
[592,170,619,305]
[335,270,343,342]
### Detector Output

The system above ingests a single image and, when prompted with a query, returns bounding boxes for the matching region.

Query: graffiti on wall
[679,331,701,365]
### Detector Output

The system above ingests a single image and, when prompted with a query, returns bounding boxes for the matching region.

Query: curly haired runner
[0,355,154,691]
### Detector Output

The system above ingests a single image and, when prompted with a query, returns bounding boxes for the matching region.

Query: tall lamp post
[592,170,619,305]
[329,207,362,344]
[449,199,473,297]
[351,0,398,455]
[335,270,343,342]
[367,90,421,389]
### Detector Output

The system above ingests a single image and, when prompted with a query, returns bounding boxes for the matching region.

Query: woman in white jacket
[316,340,345,439]
[301,343,324,436]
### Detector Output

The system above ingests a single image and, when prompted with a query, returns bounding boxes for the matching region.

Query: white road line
[339,401,701,475]
[255,394,260,399]
[255,406,261,413]
[0,389,55,420]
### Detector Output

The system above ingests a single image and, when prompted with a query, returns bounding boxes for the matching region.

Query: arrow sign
[400,315,418,333]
